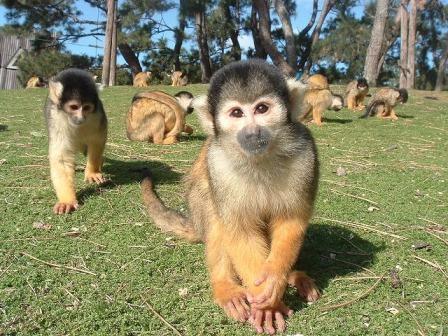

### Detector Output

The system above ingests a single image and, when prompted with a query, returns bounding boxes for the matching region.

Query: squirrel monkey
[171,71,188,86]
[45,69,107,214]
[361,88,408,120]
[141,60,320,334]
[345,78,369,110]
[133,71,152,87]
[26,76,46,88]
[126,90,194,144]
[298,74,343,126]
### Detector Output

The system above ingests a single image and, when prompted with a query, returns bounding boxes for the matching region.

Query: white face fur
[215,95,287,156]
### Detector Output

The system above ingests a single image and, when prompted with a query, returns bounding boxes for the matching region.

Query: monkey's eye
[255,104,268,114]
[69,104,80,110]
[83,104,94,113]
[230,108,244,118]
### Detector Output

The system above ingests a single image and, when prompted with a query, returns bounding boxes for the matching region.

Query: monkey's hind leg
[49,147,78,214]
[347,95,355,110]
[207,224,250,322]
[312,106,324,126]
[288,271,320,303]
[85,136,106,184]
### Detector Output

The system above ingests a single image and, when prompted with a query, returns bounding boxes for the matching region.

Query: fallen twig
[398,302,427,336]
[20,252,97,276]
[140,295,183,336]
[330,188,380,206]
[315,216,407,240]
[413,255,448,280]
[321,274,385,311]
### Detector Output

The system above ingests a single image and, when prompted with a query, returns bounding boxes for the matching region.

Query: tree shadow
[182,133,207,142]
[323,118,353,124]
[285,223,384,311]
[0,124,8,131]
[76,157,183,204]
[424,96,438,100]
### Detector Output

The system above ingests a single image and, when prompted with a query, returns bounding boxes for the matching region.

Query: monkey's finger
[278,303,293,317]
[252,310,264,334]
[263,310,275,335]
[274,311,286,333]
[226,301,244,322]
[232,297,249,320]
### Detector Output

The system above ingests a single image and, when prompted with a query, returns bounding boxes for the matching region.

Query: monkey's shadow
[0,124,8,131]
[322,118,353,124]
[396,114,415,119]
[286,223,383,311]
[76,157,182,203]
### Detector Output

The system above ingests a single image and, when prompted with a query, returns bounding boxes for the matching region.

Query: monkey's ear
[286,78,306,120]
[48,80,63,104]
[193,95,214,135]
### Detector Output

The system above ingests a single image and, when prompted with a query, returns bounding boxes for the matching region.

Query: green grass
[0,84,447,335]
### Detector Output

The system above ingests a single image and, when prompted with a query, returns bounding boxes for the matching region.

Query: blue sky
[0,0,446,66]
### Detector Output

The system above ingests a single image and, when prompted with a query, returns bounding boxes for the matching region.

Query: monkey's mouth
[239,138,270,155]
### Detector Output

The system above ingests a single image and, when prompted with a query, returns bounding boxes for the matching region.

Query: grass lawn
[0,84,447,336]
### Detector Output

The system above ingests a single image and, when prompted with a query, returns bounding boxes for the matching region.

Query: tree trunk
[302,0,334,73]
[399,1,409,88]
[407,0,417,89]
[435,42,448,91]
[364,0,389,86]
[274,0,296,69]
[194,10,212,83]
[250,3,267,60]
[173,17,187,71]
[101,0,115,86]
[253,0,294,76]
[108,0,117,86]
[118,43,142,77]
[223,4,241,61]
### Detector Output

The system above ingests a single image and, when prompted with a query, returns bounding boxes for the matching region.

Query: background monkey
[126,90,194,144]
[298,75,344,126]
[133,71,152,87]
[171,71,188,86]
[141,60,320,334]
[361,88,408,120]
[345,78,369,110]
[26,76,46,88]
[45,68,107,214]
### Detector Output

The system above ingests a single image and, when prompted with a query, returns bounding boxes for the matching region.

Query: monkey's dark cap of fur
[207,59,289,116]
[398,88,409,103]
[174,91,194,99]
[357,78,368,87]
[54,68,98,106]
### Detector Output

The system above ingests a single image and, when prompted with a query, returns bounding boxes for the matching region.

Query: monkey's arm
[49,144,78,214]
[250,216,308,309]
[207,222,250,322]
[85,134,107,184]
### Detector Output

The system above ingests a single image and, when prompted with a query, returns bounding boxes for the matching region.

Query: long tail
[141,169,201,242]
[360,100,386,119]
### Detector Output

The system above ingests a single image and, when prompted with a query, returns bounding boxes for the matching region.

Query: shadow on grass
[286,223,383,311]
[76,157,183,204]
[182,133,207,142]
[0,124,8,131]
[397,114,415,119]
[323,118,353,124]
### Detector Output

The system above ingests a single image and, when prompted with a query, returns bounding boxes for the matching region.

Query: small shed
[0,34,32,90]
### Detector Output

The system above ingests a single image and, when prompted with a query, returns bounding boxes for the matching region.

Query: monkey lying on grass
[141,60,320,334]
[126,91,194,144]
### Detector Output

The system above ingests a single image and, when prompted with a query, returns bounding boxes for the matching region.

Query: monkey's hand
[288,271,321,303]
[53,201,79,214]
[84,172,106,184]
[249,302,293,334]
[247,264,288,310]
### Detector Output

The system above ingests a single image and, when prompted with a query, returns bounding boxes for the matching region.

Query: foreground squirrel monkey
[141,60,320,334]
[126,90,194,144]
[45,68,107,214]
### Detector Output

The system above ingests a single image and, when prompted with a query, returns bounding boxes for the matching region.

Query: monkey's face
[63,100,95,125]
[357,78,369,91]
[216,96,286,156]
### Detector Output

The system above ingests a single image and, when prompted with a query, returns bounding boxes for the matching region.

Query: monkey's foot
[53,201,79,214]
[288,271,320,302]
[249,302,293,334]
[214,285,250,322]
[162,136,178,145]
[84,172,106,184]
[184,124,194,134]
